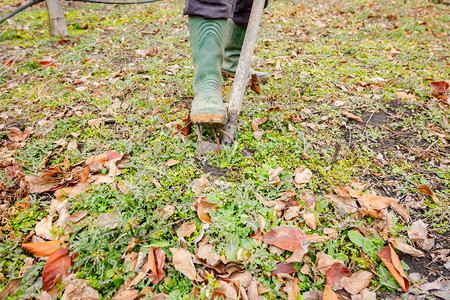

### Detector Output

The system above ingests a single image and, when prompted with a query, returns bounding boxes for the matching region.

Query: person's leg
[184,0,235,126]
[222,0,269,80]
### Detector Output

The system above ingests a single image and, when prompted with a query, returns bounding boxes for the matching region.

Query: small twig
[143,216,195,238]
[362,111,376,137]
[329,142,341,164]
[212,128,221,154]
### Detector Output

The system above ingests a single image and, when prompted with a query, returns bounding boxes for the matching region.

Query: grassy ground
[0,0,449,299]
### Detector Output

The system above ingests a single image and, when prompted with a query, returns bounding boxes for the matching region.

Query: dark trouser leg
[232,0,268,28]
[184,0,236,19]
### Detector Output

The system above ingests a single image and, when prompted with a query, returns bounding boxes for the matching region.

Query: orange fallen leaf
[42,248,72,291]
[148,247,166,284]
[323,284,338,300]
[417,184,439,203]
[377,244,409,292]
[342,111,363,122]
[54,187,74,199]
[22,240,63,257]
[262,225,307,251]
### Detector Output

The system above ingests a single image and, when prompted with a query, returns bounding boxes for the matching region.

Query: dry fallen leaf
[42,248,72,291]
[191,196,219,224]
[250,117,269,132]
[417,184,439,203]
[341,270,373,295]
[407,219,434,250]
[377,244,409,292]
[268,167,284,186]
[25,175,63,194]
[323,284,338,300]
[327,194,358,214]
[325,262,351,289]
[190,174,209,194]
[316,252,344,273]
[390,238,424,257]
[271,262,297,276]
[60,274,99,300]
[170,248,197,281]
[262,225,307,251]
[111,284,139,300]
[165,159,181,167]
[396,91,416,101]
[294,166,312,188]
[430,81,449,93]
[177,222,196,238]
[22,240,63,257]
[197,244,220,266]
[342,111,363,122]
[303,212,317,230]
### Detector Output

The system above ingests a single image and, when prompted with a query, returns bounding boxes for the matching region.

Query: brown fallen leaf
[396,91,416,101]
[407,220,434,250]
[88,118,104,127]
[417,184,439,203]
[358,194,395,210]
[323,284,338,300]
[316,252,344,273]
[430,81,449,93]
[170,248,197,281]
[250,117,269,132]
[111,284,139,300]
[390,238,424,257]
[303,212,317,230]
[22,240,62,257]
[268,167,284,186]
[0,278,22,299]
[342,111,363,122]
[325,262,351,289]
[165,159,181,167]
[190,174,209,195]
[197,244,220,266]
[60,274,99,300]
[42,248,72,291]
[25,175,63,194]
[341,270,373,295]
[294,165,312,188]
[66,211,88,224]
[125,272,147,289]
[177,222,196,238]
[307,234,330,243]
[54,187,74,199]
[284,278,301,300]
[250,74,262,94]
[390,201,410,222]
[377,244,409,292]
[191,196,219,224]
[327,194,358,213]
[262,225,307,251]
[271,262,297,276]
[286,246,307,263]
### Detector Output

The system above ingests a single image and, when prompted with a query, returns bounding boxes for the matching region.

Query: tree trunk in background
[45,0,68,37]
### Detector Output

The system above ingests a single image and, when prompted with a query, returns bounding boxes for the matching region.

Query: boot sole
[191,113,227,127]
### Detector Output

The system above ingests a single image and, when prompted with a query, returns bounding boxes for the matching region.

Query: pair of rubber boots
[189,16,268,127]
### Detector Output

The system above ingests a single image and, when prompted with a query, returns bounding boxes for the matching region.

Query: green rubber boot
[188,16,227,127]
[222,19,270,82]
